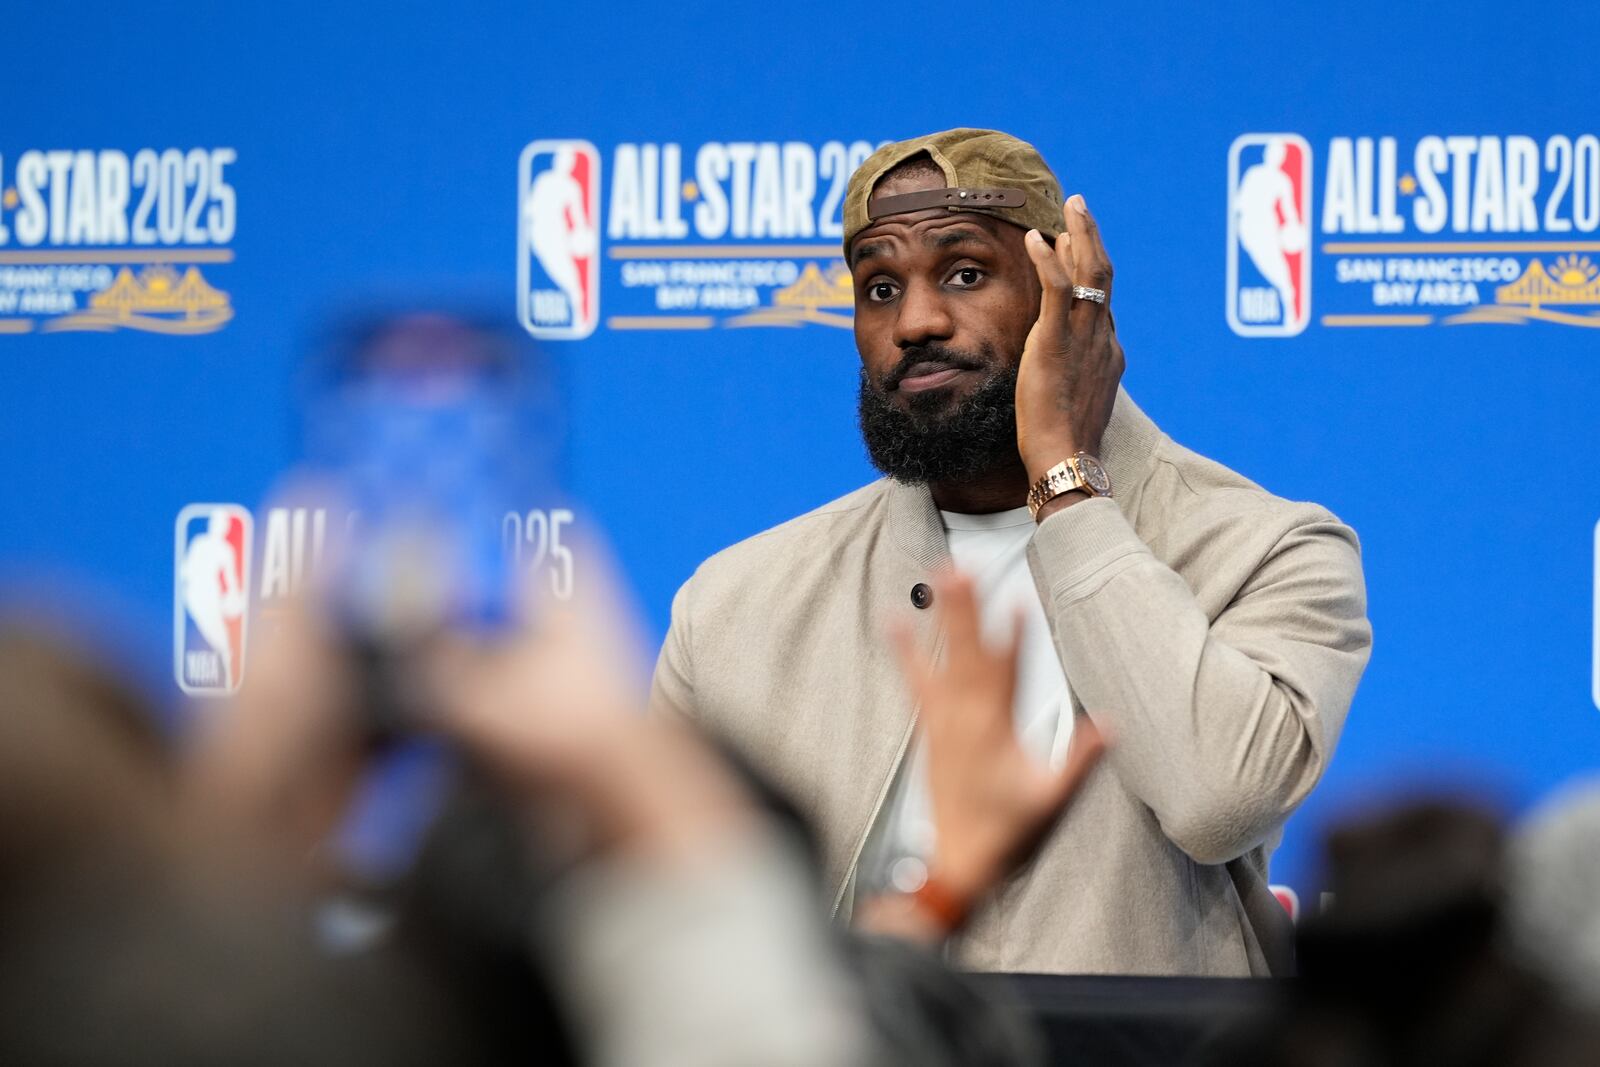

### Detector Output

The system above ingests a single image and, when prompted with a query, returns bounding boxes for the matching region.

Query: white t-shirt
[854,506,1075,902]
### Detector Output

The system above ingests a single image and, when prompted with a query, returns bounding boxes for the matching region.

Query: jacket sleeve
[649,577,699,722]
[1026,495,1371,865]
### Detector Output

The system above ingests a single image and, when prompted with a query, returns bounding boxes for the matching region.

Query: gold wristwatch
[1026,452,1112,519]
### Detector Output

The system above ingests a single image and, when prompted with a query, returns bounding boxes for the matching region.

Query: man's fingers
[1025,228,1073,335]
[1063,194,1114,311]
[1054,209,1075,279]
[1028,198,1115,352]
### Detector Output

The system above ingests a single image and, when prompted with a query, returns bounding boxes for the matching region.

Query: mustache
[879,343,992,391]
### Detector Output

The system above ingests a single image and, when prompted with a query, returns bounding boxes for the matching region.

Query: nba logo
[1270,884,1301,923]
[174,503,252,695]
[1227,134,1312,336]
[518,139,601,340]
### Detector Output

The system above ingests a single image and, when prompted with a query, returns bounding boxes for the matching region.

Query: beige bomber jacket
[650,390,1372,976]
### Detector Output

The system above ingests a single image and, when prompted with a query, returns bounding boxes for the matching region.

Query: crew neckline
[939,506,1035,532]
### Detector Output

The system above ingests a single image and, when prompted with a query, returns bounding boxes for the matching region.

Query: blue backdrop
[4,0,1599,901]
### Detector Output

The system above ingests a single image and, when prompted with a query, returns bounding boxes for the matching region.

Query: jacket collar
[886,386,1163,568]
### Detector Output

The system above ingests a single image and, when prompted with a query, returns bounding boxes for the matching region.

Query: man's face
[851,168,1042,483]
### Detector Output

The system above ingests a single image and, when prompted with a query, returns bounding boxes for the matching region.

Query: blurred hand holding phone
[300,309,561,895]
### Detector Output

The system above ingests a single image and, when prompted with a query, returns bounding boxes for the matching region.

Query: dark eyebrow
[852,227,993,268]
[926,228,992,251]
[850,242,887,268]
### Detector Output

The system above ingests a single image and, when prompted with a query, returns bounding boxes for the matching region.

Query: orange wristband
[909,874,970,934]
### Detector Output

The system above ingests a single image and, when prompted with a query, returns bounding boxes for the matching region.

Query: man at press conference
[650,128,1372,976]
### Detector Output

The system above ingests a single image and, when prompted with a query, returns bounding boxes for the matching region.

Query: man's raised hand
[1014,195,1126,486]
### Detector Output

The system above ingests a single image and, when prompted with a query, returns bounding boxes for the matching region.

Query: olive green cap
[842,127,1065,254]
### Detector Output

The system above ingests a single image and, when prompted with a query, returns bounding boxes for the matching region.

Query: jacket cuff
[1027,497,1152,599]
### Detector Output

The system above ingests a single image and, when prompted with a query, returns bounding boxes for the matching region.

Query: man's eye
[949,267,983,287]
[868,281,899,302]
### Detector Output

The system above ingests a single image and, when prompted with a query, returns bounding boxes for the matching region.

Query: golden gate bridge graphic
[727,261,854,329]
[1447,254,1600,327]
[46,264,234,335]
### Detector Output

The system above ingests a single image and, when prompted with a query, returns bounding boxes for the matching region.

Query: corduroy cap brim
[842,128,1065,254]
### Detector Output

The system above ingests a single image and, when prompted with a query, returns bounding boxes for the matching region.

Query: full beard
[856,344,1021,485]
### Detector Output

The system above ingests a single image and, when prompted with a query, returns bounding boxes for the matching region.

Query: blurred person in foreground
[652,127,1373,975]
[0,621,443,1065]
[0,568,1069,1064]
[1210,800,1600,1067]
[1505,775,1600,1012]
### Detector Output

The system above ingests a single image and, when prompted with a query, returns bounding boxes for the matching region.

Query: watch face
[1080,456,1111,495]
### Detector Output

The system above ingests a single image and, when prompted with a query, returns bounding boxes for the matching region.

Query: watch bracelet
[1027,461,1086,519]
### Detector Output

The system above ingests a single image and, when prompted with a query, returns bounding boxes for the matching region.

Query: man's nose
[892,281,955,349]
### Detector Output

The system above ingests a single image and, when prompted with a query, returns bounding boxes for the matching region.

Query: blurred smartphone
[304,311,542,890]
[312,313,533,645]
